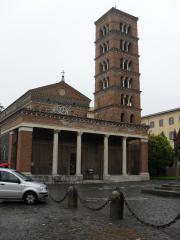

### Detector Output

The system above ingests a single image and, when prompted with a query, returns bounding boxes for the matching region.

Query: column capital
[77,131,83,137]
[54,129,60,134]
[104,134,109,139]
[9,130,16,135]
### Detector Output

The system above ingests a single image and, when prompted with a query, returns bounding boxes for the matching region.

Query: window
[159,119,163,127]
[120,59,132,71]
[169,117,174,125]
[120,40,131,52]
[150,121,155,128]
[0,171,19,183]
[120,23,129,34]
[121,77,132,88]
[100,42,109,55]
[121,94,133,107]
[100,24,109,37]
[99,77,109,90]
[169,131,175,140]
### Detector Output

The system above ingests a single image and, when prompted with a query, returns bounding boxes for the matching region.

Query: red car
[0,162,9,168]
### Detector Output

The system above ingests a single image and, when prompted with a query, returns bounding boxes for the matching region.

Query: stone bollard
[68,185,78,208]
[110,189,124,220]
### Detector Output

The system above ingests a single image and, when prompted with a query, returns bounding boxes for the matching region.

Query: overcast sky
[0,0,179,116]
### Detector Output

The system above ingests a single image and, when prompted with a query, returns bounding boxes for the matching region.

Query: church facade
[0,8,149,182]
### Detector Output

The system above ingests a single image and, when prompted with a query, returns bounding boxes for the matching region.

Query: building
[142,108,180,147]
[0,8,149,182]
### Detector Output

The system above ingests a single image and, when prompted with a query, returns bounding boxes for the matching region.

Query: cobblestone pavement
[0,180,180,240]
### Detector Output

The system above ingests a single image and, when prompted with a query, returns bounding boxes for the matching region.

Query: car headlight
[39,186,47,192]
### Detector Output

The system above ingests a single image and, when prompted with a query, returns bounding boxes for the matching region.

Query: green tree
[148,133,174,176]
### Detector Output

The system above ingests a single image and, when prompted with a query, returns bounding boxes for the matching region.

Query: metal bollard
[110,189,124,220]
[68,185,78,208]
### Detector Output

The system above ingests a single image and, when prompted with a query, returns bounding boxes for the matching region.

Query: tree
[148,133,174,176]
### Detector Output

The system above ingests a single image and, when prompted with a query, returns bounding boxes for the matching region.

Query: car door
[0,171,23,199]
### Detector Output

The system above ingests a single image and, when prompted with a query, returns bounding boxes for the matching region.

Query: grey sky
[0,0,179,116]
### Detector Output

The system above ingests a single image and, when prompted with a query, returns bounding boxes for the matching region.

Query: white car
[0,168,48,205]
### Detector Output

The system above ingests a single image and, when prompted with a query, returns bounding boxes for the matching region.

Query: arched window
[129,78,132,88]
[125,95,129,105]
[121,94,124,105]
[130,114,135,123]
[106,59,109,70]
[121,113,125,122]
[106,41,109,51]
[127,60,132,71]
[129,96,133,107]
[125,25,129,34]
[121,77,124,87]
[124,78,128,88]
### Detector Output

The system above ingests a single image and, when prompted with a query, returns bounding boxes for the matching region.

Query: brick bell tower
[94,7,141,124]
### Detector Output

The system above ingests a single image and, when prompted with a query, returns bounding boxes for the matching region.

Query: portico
[3,109,149,182]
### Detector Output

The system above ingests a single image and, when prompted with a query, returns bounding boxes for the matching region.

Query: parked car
[0,168,48,204]
[0,163,9,168]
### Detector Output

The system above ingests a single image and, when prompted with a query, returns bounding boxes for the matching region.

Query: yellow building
[142,108,180,147]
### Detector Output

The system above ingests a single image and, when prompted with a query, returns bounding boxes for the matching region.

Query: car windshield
[13,170,33,181]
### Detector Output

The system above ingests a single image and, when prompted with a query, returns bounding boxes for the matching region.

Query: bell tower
[94,7,141,124]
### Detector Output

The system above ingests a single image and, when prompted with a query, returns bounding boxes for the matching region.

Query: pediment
[31,81,91,106]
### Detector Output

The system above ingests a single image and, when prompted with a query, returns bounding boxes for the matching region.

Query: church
[0,8,149,182]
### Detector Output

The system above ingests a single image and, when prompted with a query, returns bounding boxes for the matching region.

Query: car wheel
[24,191,37,205]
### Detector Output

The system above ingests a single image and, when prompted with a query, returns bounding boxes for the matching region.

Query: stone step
[155,186,180,191]
[141,188,180,197]
[162,184,180,188]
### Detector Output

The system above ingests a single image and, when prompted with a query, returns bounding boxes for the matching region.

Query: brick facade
[94,8,141,125]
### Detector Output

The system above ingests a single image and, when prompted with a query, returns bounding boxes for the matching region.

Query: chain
[49,191,69,203]
[121,191,180,229]
[78,193,110,211]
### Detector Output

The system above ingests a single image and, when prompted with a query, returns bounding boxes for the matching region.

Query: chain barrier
[121,191,180,229]
[45,185,180,228]
[78,193,110,211]
[49,191,69,203]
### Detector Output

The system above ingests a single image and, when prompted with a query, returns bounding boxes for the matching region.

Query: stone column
[122,137,127,175]
[76,132,83,177]
[103,134,109,180]
[140,139,149,179]
[8,130,17,169]
[52,130,59,175]
[16,127,33,174]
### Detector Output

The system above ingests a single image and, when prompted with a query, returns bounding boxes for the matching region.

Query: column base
[103,174,110,181]
[75,174,83,180]
[140,172,150,180]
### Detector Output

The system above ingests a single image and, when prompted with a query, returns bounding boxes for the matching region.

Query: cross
[61,70,65,82]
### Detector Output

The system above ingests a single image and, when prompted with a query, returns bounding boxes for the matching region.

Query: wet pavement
[0,180,180,240]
